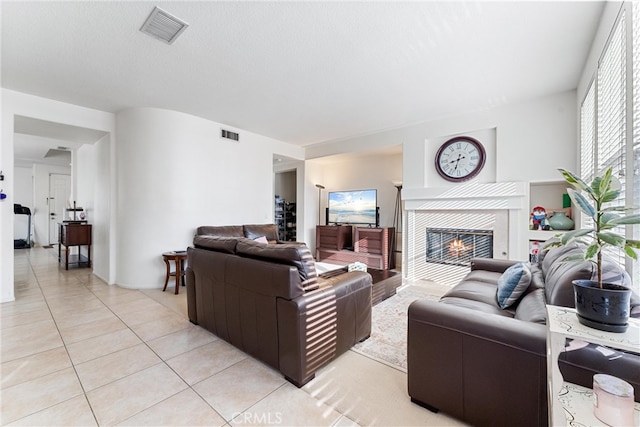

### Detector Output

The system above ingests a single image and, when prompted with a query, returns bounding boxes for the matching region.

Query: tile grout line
[10,247,102,427]
[33,250,230,426]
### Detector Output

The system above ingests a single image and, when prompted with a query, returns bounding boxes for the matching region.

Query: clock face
[435,136,486,182]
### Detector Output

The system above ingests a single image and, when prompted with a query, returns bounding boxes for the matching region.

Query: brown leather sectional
[408,241,640,427]
[186,224,372,387]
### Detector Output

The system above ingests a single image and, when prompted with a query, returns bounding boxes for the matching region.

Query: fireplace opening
[426,228,493,267]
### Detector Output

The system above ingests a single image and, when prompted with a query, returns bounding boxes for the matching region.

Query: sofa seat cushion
[442,281,501,306]
[439,296,515,317]
[236,240,319,291]
[559,342,640,401]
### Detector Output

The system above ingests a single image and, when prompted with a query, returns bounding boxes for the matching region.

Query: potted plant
[547,167,640,332]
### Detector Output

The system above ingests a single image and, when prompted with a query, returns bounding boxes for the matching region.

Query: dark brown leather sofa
[407,241,640,427]
[186,224,372,387]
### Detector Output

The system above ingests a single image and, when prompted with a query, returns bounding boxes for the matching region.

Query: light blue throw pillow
[497,262,532,309]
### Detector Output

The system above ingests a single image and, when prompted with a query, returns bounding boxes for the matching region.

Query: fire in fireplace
[425,228,493,267]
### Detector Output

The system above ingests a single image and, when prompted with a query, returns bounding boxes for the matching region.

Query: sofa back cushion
[540,240,633,308]
[236,240,319,291]
[193,235,239,254]
[197,225,244,238]
[243,224,279,243]
[541,243,595,307]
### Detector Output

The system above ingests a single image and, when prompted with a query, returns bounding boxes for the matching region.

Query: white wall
[13,166,33,241]
[274,170,296,202]
[76,134,111,282]
[308,90,577,188]
[311,152,403,228]
[1,89,115,303]
[115,108,304,289]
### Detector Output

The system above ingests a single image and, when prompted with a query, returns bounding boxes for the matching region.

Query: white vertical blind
[580,82,596,234]
[597,10,626,266]
[597,9,626,176]
[632,1,639,285]
[580,5,640,279]
[580,82,596,183]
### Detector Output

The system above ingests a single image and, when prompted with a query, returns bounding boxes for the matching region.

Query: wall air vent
[221,129,240,142]
[140,6,189,45]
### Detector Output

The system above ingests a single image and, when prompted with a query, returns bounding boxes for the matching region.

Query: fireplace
[425,228,493,267]
[402,181,527,286]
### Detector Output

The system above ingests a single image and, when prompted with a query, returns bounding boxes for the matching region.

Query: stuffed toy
[530,206,549,230]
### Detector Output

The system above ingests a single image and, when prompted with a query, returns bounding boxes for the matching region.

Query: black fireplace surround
[425,228,493,267]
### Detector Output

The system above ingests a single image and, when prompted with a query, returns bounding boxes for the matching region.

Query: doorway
[274,170,297,241]
[48,173,71,245]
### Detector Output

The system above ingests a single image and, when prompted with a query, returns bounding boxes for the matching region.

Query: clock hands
[449,153,466,170]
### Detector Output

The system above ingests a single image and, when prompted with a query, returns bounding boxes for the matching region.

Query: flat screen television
[328,189,378,226]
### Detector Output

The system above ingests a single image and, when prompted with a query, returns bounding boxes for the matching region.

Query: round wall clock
[435,136,486,182]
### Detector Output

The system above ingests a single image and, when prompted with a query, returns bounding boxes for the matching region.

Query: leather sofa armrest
[470,258,520,274]
[408,300,548,426]
[277,272,372,387]
[409,299,546,354]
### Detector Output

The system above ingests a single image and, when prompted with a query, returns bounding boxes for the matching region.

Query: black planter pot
[572,280,632,333]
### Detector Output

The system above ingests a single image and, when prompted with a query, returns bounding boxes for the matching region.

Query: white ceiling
[13,116,108,168]
[2,1,603,149]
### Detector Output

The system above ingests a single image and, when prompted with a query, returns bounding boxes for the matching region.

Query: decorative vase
[572,280,632,333]
[548,211,574,230]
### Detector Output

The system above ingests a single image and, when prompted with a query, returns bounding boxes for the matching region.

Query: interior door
[49,173,71,245]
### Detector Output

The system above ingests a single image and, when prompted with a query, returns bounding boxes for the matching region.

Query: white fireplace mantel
[402,181,529,283]
[403,181,528,211]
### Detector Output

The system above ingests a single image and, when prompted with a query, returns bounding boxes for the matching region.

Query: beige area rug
[351,285,443,372]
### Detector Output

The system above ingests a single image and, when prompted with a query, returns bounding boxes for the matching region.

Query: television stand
[316,226,394,270]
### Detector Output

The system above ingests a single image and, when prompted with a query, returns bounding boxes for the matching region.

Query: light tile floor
[1,247,467,426]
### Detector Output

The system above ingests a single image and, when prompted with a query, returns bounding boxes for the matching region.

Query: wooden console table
[58,222,92,270]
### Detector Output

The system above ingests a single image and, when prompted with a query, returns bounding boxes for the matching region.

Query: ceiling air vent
[140,7,189,45]
[221,129,240,142]
[44,149,71,159]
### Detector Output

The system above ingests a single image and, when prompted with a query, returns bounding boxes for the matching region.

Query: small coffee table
[320,267,401,305]
[368,269,402,305]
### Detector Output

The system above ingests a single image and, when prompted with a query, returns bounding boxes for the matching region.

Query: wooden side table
[162,251,187,295]
[58,222,92,270]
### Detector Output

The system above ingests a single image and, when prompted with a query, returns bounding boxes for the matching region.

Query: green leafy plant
[546,167,640,288]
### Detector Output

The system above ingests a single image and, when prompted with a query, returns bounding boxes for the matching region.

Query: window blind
[580,82,596,183]
[632,1,639,285]
[596,10,626,265]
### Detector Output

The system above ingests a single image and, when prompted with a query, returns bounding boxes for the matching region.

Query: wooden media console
[316,225,395,270]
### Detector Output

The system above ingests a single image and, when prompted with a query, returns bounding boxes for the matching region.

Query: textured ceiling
[2,1,604,147]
